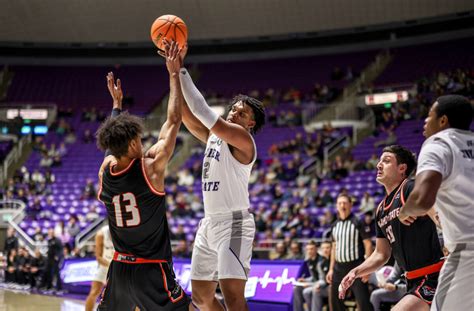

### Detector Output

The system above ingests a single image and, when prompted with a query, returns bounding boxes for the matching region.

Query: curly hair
[96,112,144,158]
[228,94,266,134]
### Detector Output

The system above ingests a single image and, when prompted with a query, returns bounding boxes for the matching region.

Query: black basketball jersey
[375,179,443,271]
[98,158,172,261]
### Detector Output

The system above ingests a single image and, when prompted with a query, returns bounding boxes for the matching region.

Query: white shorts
[191,210,255,281]
[431,244,474,311]
[92,264,109,284]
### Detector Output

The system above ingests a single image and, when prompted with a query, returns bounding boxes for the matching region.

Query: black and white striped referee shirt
[331,214,370,263]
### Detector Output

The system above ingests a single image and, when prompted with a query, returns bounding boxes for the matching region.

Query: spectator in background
[271,241,289,260]
[293,241,321,311]
[86,203,101,222]
[29,197,43,220]
[83,129,93,144]
[288,240,304,260]
[303,241,332,311]
[42,229,63,292]
[171,224,186,241]
[173,239,191,259]
[366,154,379,170]
[64,129,77,144]
[29,248,45,289]
[5,248,18,283]
[44,169,56,184]
[66,216,81,239]
[31,170,45,185]
[57,142,68,157]
[359,191,375,213]
[363,211,376,237]
[54,220,71,246]
[39,153,53,168]
[16,188,28,204]
[33,227,45,242]
[16,247,30,285]
[83,179,96,199]
[316,188,333,207]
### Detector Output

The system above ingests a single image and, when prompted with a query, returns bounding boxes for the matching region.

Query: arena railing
[2,199,48,255]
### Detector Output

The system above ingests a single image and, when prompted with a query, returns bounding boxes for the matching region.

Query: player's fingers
[157,50,166,58]
[116,79,121,91]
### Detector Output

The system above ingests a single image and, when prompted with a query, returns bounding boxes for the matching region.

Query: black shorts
[406,272,439,305]
[98,260,190,311]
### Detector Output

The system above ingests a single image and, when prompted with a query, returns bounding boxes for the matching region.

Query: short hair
[307,240,317,247]
[96,112,144,158]
[228,94,266,134]
[383,145,416,177]
[435,95,473,130]
[336,193,352,204]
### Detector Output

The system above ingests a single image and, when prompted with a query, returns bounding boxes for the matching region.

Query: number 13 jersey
[375,178,443,271]
[98,158,171,261]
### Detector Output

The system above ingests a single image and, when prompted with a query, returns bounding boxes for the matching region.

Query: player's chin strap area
[404,260,445,280]
[113,251,168,264]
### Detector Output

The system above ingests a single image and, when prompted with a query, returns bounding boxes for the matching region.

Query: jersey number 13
[112,193,141,227]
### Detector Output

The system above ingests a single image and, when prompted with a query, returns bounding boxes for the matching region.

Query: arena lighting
[365,91,409,105]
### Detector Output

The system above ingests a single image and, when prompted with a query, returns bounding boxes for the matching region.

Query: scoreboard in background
[365,91,409,105]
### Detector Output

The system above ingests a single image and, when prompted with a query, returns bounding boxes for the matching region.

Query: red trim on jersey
[110,158,137,176]
[159,263,184,303]
[383,178,408,211]
[112,251,167,264]
[400,179,409,205]
[140,158,166,196]
[406,260,444,280]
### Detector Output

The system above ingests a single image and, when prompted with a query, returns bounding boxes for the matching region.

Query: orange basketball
[150,15,188,51]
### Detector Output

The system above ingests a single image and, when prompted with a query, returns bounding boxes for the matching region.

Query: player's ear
[399,163,407,176]
[439,115,449,128]
[248,119,256,131]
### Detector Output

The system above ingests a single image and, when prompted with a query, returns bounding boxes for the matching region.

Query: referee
[326,194,374,311]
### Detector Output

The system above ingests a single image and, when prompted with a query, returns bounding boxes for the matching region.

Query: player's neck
[113,157,134,172]
[383,178,404,195]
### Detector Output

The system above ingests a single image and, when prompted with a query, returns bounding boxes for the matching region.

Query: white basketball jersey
[202,133,256,216]
[101,225,115,262]
[417,128,474,252]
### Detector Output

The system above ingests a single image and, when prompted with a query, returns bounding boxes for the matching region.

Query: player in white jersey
[399,95,474,311]
[161,40,265,311]
[85,225,115,311]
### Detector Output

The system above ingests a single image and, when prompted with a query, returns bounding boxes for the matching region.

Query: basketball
[150,14,188,50]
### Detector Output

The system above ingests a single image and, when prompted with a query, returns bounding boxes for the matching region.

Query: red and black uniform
[98,158,189,311]
[376,178,443,305]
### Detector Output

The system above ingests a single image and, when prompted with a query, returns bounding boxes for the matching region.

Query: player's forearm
[97,257,110,267]
[402,191,433,217]
[353,250,390,277]
[167,74,182,124]
[179,68,218,129]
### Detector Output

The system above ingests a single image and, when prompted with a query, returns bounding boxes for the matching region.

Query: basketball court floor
[0,289,86,311]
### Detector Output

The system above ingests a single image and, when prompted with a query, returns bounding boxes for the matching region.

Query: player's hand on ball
[162,39,182,75]
[338,270,357,299]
